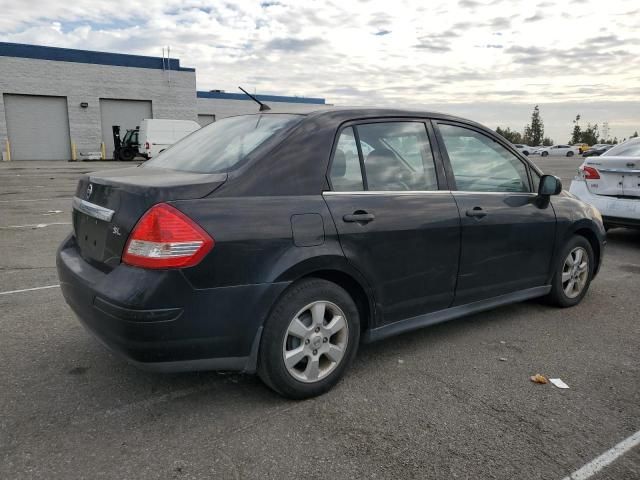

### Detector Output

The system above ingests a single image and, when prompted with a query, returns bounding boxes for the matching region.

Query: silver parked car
[538,145,581,157]
[569,137,640,229]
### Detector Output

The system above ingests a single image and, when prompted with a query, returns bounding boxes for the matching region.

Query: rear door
[433,121,557,304]
[323,120,460,325]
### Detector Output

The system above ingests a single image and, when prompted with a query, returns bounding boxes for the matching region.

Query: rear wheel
[546,236,594,307]
[567,151,575,157]
[258,278,360,399]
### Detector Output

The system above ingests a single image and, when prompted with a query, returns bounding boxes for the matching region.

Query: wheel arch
[572,226,601,276]
[273,256,376,334]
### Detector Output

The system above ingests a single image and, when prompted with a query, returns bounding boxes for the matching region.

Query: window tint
[439,124,530,193]
[329,127,364,191]
[356,122,438,191]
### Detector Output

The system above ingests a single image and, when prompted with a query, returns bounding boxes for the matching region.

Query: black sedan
[582,144,613,157]
[57,108,606,399]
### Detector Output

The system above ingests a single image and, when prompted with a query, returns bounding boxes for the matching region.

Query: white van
[138,119,201,159]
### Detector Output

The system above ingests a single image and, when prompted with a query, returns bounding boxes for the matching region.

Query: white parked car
[569,137,640,229]
[513,144,534,156]
[538,144,581,157]
[138,119,201,159]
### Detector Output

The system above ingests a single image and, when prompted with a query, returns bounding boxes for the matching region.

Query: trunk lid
[583,156,640,198]
[72,166,226,268]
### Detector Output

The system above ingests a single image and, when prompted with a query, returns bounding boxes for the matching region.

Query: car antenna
[238,86,271,111]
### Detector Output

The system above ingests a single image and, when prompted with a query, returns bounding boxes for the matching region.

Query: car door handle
[343,212,375,223]
[465,207,487,218]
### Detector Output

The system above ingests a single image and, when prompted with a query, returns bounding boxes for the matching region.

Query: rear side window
[330,127,364,191]
[438,124,530,193]
[330,121,438,192]
[358,122,438,191]
[145,114,302,173]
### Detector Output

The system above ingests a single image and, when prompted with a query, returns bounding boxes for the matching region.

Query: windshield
[603,138,640,157]
[145,114,303,173]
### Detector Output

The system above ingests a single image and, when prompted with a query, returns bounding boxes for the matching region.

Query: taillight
[144,141,150,150]
[122,203,214,269]
[580,165,600,180]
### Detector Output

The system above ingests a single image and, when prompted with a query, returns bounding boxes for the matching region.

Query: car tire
[258,278,360,399]
[546,235,594,308]
[567,151,574,157]
[523,151,529,156]
[541,151,549,157]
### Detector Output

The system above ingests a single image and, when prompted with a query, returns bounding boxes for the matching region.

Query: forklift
[112,125,140,161]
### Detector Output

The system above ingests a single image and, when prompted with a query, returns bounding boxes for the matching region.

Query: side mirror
[538,174,562,196]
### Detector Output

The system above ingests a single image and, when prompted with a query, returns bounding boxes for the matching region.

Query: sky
[1,0,639,142]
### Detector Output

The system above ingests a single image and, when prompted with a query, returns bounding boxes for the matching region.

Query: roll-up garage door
[197,114,215,127]
[4,94,71,160]
[100,99,152,159]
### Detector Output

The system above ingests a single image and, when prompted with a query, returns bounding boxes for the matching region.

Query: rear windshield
[603,138,640,157]
[144,114,302,173]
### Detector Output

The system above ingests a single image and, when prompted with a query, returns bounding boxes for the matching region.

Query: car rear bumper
[569,180,640,226]
[56,234,290,372]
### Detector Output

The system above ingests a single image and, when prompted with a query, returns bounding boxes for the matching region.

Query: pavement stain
[68,366,89,375]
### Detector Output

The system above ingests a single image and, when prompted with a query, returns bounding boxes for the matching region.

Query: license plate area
[623,173,640,197]
[74,211,108,261]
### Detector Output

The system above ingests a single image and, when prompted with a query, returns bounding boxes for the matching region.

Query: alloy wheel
[282,301,349,383]
[561,247,589,298]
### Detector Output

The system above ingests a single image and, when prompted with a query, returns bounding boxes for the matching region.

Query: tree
[524,105,544,146]
[631,131,639,138]
[495,126,523,144]
[542,137,554,146]
[570,114,581,144]
[580,123,599,145]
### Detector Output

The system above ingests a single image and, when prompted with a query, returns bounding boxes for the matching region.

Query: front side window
[438,124,530,193]
[356,122,438,191]
[145,114,302,173]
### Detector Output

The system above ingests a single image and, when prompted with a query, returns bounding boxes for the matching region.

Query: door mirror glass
[538,174,562,196]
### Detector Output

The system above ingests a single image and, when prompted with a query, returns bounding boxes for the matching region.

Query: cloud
[525,13,544,22]
[264,37,324,51]
[0,0,638,140]
[459,0,482,8]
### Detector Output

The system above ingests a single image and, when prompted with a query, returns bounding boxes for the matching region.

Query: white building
[0,42,327,161]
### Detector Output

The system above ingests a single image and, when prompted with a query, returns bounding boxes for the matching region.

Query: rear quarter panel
[172,196,345,289]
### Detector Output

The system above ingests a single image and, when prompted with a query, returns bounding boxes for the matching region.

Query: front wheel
[119,148,135,161]
[258,278,360,399]
[541,151,549,157]
[546,236,594,307]
[567,151,575,157]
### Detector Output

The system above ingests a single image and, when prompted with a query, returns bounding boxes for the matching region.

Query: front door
[323,121,460,325]
[434,122,557,305]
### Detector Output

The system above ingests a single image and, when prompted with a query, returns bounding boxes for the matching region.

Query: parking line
[561,430,640,480]
[0,222,71,229]
[0,285,60,296]
[0,198,68,203]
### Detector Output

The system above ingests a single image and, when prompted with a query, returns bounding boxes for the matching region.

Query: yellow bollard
[101,142,106,160]
[71,142,77,162]
[4,139,10,161]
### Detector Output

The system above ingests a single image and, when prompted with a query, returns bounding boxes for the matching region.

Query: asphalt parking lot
[1,156,638,480]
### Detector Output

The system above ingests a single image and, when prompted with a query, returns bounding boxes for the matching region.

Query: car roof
[280,107,492,134]
[225,107,494,134]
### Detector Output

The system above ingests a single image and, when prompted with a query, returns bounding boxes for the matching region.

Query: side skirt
[363,285,551,343]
